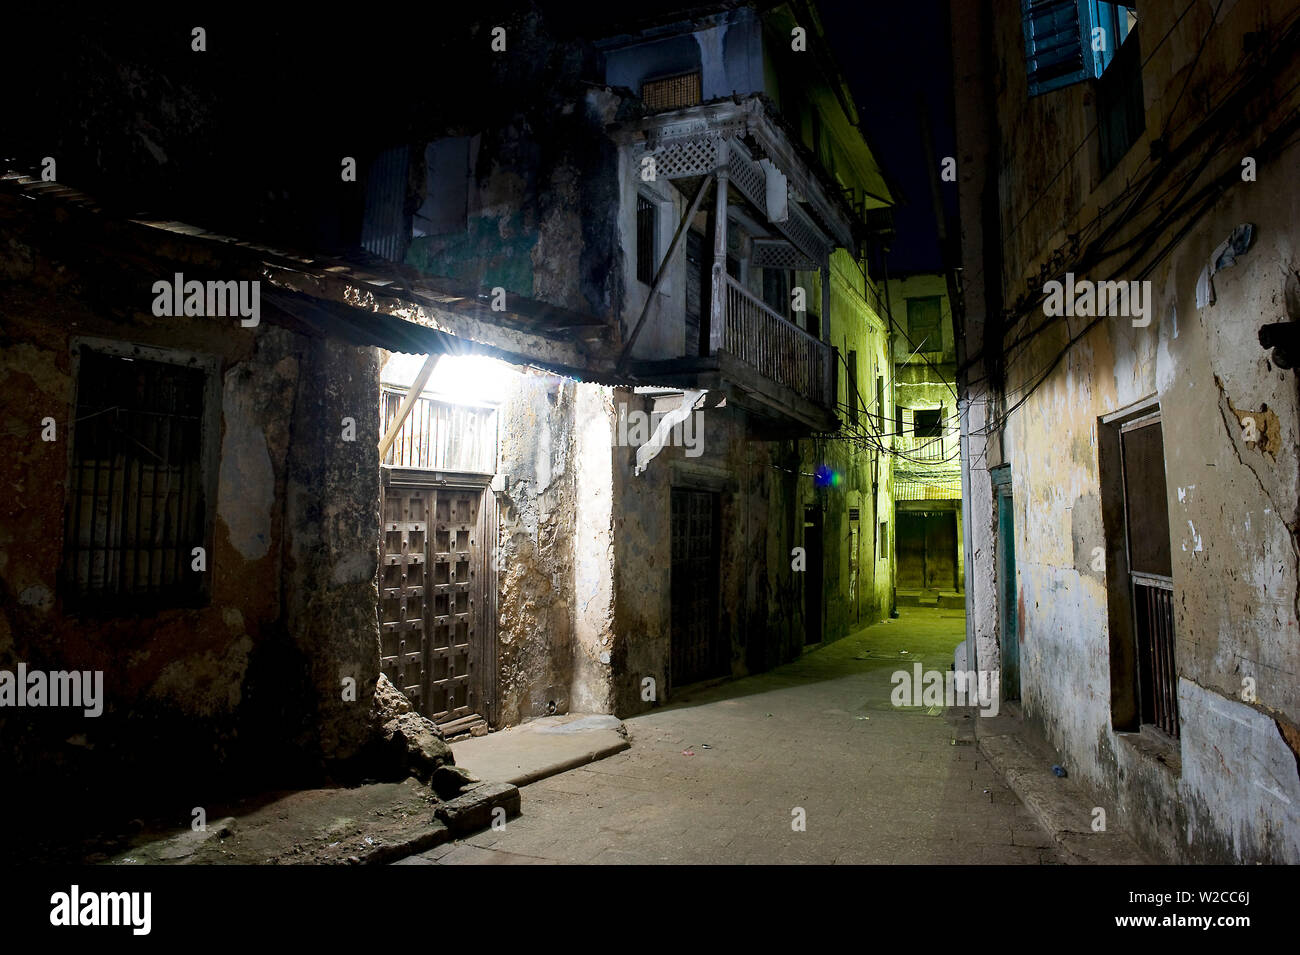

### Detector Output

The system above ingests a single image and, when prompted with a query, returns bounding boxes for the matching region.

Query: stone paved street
[398,608,1062,865]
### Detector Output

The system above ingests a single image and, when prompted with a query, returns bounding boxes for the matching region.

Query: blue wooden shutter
[1022,0,1088,96]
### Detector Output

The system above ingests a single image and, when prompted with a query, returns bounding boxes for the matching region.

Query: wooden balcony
[893,432,950,463]
[715,273,835,411]
[626,271,837,434]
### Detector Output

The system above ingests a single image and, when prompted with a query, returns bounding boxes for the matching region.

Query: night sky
[818,0,957,274]
[4,1,954,273]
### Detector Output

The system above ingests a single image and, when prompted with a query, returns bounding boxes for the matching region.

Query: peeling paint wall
[401,16,624,322]
[608,391,804,713]
[0,204,384,805]
[964,0,1300,862]
[494,372,579,725]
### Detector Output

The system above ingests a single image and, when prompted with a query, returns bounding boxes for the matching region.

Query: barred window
[641,71,702,112]
[64,349,210,611]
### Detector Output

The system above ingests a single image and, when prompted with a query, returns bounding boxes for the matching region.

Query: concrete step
[450,713,629,787]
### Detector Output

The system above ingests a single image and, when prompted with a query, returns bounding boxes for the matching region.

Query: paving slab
[450,713,630,787]
[405,609,1066,865]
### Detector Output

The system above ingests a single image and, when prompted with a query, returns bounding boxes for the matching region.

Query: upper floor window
[913,409,943,437]
[1096,24,1144,174]
[641,71,702,112]
[906,296,943,351]
[762,268,792,320]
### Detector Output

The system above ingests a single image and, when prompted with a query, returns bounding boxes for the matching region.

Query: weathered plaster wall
[0,205,384,802]
[796,251,895,640]
[281,337,382,765]
[985,0,1300,862]
[609,390,803,714]
[602,8,765,104]
[494,372,580,726]
[571,386,617,714]
[405,50,624,322]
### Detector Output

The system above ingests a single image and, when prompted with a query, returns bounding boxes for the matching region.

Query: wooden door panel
[381,482,491,735]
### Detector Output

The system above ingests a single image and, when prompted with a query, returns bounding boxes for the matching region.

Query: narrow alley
[402,609,1061,865]
[1,0,1295,937]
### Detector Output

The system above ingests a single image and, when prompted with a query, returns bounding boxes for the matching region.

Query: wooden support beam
[377,354,438,462]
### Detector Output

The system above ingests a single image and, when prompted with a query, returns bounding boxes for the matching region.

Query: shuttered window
[1023,0,1138,97]
[1022,0,1088,96]
[636,194,656,286]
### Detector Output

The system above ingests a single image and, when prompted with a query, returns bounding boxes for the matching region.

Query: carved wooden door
[381,484,490,736]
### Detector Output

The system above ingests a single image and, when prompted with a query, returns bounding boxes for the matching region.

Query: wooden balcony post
[709,139,730,356]
[821,261,832,346]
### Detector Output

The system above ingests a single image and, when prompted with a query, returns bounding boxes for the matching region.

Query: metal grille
[670,488,723,686]
[1134,576,1179,737]
[636,194,655,285]
[642,71,701,112]
[64,351,207,610]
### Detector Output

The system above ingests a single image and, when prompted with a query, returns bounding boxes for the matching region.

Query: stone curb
[977,731,1152,865]
[501,737,631,787]
[354,821,452,865]
[434,782,522,837]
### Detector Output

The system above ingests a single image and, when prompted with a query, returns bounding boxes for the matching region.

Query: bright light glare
[382,352,520,405]
[433,354,518,405]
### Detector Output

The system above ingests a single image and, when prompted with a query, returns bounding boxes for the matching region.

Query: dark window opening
[763,268,792,319]
[636,194,656,286]
[847,350,859,427]
[805,309,820,339]
[914,408,942,437]
[64,350,209,612]
[1097,25,1144,175]
[1121,418,1177,737]
[876,376,886,431]
[685,230,704,356]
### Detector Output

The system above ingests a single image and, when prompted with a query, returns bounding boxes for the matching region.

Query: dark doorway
[670,488,724,685]
[803,505,824,643]
[685,229,704,357]
[895,510,958,590]
[1121,417,1177,737]
[993,467,1019,701]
